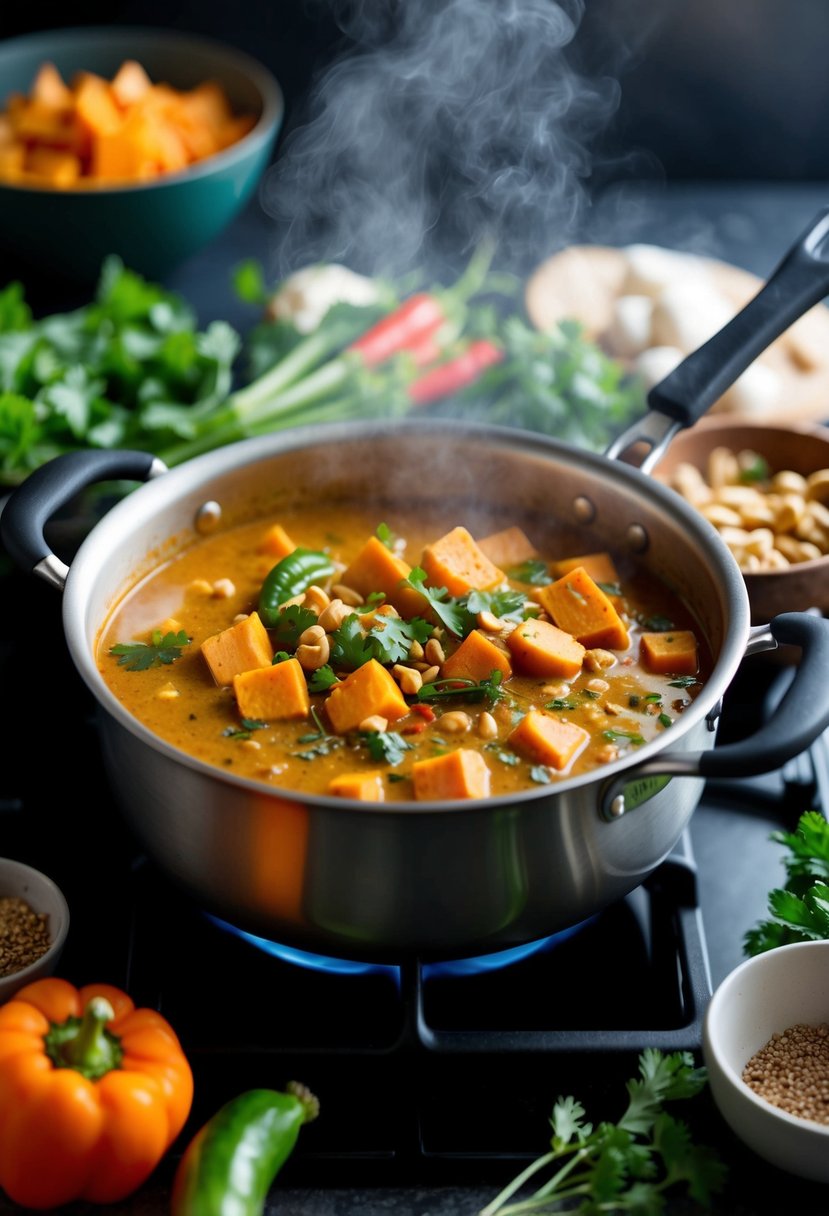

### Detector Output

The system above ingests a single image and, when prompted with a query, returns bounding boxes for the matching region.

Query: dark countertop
[4,179,829,1216]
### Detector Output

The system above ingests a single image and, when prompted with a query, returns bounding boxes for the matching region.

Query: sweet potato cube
[325,659,409,734]
[640,630,698,676]
[110,60,153,108]
[201,611,274,686]
[259,523,297,560]
[74,75,122,136]
[31,63,73,111]
[476,526,538,569]
[412,749,491,801]
[25,147,81,187]
[508,710,589,771]
[0,144,25,180]
[553,551,621,587]
[537,566,629,651]
[506,619,585,679]
[421,526,504,596]
[341,535,424,616]
[441,630,512,683]
[328,771,386,801]
[234,657,310,721]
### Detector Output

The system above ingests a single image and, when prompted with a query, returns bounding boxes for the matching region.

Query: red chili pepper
[403,721,428,735]
[348,294,446,367]
[407,339,503,405]
[412,703,436,721]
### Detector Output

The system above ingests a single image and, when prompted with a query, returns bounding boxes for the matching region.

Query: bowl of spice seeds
[703,939,829,1182]
[0,858,70,1003]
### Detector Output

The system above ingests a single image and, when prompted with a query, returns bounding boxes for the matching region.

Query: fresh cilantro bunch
[480,1049,725,1216]
[109,629,190,671]
[744,810,829,956]
[0,260,239,484]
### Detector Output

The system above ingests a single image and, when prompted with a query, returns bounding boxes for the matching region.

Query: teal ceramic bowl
[0,26,283,282]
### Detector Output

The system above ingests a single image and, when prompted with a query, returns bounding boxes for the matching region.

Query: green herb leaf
[367,614,432,665]
[417,670,504,704]
[642,614,674,632]
[744,812,829,956]
[232,259,268,306]
[658,712,673,728]
[530,765,552,784]
[110,629,190,671]
[307,664,339,692]
[360,730,412,766]
[546,697,577,710]
[506,558,552,586]
[463,588,527,624]
[376,521,395,550]
[330,614,376,669]
[668,675,699,689]
[269,602,318,650]
[402,567,469,637]
[598,581,622,597]
[479,1049,724,1216]
[739,454,770,484]
[222,718,267,741]
[603,728,645,746]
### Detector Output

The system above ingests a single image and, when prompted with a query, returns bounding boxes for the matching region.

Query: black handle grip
[700,613,829,779]
[0,449,161,574]
[648,207,829,426]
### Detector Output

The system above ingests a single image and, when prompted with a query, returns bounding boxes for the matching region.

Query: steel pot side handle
[0,449,167,591]
[601,612,829,820]
[608,206,829,472]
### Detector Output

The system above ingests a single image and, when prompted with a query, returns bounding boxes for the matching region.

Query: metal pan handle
[0,449,167,592]
[607,206,829,472]
[599,612,829,820]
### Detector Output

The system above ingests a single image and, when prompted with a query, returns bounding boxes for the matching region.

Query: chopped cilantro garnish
[222,718,267,741]
[506,558,552,585]
[292,707,342,759]
[110,629,190,671]
[307,664,339,692]
[739,454,770,484]
[582,688,600,700]
[642,614,674,632]
[401,567,469,636]
[376,521,395,550]
[464,587,527,624]
[644,692,663,704]
[270,602,317,649]
[272,650,292,664]
[603,728,645,746]
[360,730,412,766]
[417,670,504,704]
[658,712,673,728]
[367,613,432,664]
[546,697,577,710]
[668,675,699,688]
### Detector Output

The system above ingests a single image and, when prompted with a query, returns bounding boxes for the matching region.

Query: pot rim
[63,418,751,813]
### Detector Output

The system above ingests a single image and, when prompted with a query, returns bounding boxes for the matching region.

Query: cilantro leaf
[360,730,412,766]
[270,603,318,650]
[667,676,698,689]
[417,670,504,704]
[109,629,190,671]
[401,567,469,636]
[603,728,645,746]
[330,614,376,669]
[463,587,527,625]
[480,1049,723,1216]
[745,812,829,956]
[367,614,432,664]
[506,558,552,586]
[307,665,339,692]
[222,718,267,741]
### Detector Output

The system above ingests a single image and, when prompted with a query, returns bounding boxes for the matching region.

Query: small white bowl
[702,940,829,1183]
[0,858,70,1004]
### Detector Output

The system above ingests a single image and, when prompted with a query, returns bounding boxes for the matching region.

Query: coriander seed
[742,1022,829,1125]
[0,897,51,978]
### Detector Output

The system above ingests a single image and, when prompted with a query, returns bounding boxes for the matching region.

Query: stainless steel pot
[5,213,829,961]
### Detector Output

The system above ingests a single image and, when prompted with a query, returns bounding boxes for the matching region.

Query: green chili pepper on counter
[170,1083,319,1216]
[258,548,336,626]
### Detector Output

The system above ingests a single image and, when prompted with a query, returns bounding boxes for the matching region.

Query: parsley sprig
[417,671,504,704]
[110,629,190,671]
[744,810,829,955]
[479,1049,725,1216]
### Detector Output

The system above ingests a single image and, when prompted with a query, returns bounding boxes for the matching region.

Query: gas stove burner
[204,913,591,980]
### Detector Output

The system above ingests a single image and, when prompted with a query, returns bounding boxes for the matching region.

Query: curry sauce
[97,505,710,802]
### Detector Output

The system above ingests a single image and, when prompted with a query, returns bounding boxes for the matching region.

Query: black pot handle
[606,207,829,469]
[0,449,166,590]
[649,207,829,427]
[600,612,829,820]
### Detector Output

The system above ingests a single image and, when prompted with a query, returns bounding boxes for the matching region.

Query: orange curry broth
[96,505,711,802]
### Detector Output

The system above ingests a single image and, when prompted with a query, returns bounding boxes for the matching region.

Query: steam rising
[262,0,622,278]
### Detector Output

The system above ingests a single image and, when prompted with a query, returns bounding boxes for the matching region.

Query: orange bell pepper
[0,976,193,1210]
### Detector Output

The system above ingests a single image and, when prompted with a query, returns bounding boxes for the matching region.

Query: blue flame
[206,913,590,979]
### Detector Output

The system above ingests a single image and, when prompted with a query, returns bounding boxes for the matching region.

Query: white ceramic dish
[0,858,70,1003]
[702,940,829,1183]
